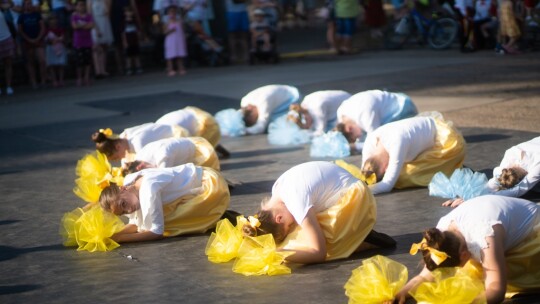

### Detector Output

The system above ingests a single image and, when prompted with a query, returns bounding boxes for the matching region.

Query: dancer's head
[498,166,527,190]
[335,120,362,143]
[241,104,259,127]
[121,160,154,176]
[414,228,469,271]
[287,104,312,129]
[92,128,126,161]
[241,197,296,243]
[99,183,141,216]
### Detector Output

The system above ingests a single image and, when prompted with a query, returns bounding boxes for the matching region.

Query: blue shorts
[227,11,250,33]
[336,17,356,37]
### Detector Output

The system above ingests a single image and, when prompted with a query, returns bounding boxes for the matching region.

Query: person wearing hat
[250,8,271,52]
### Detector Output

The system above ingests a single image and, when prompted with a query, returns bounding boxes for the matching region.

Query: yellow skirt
[186,106,221,148]
[395,117,466,189]
[161,167,230,237]
[280,181,377,261]
[190,137,220,171]
[505,219,540,295]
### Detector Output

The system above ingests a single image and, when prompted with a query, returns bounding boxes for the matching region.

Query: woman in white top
[91,124,184,161]
[287,90,351,135]
[361,115,465,194]
[335,90,418,150]
[123,137,220,173]
[396,195,540,304]
[99,163,230,243]
[240,84,300,135]
[242,161,394,264]
[487,136,540,197]
[156,106,230,157]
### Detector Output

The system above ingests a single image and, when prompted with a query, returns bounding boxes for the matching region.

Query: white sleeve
[369,139,406,194]
[138,178,170,235]
[358,109,381,134]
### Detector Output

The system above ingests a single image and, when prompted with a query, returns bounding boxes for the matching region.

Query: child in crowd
[250,8,271,51]
[45,14,67,87]
[122,5,142,75]
[71,0,94,86]
[163,5,186,76]
[17,0,46,88]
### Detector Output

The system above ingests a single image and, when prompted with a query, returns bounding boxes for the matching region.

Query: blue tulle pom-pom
[267,116,311,146]
[215,108,246,137]
[310,131,351,158]
[429,168,489,200]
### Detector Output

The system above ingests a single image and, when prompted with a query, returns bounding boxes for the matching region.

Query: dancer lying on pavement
[242,161,395,264]
[396,195,540,304]
[360,114,465,195]
[335,90,418,151]
[286,90,351,136]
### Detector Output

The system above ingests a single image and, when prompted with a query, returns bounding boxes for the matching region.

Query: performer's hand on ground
[442,198,464,208]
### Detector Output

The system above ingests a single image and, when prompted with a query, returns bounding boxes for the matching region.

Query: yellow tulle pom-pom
[205,218,244,263]
[60,206,125,252]
[410,263,486,304]
[232,234,294,276]
[344,255,408,304]
[73,151,123,203]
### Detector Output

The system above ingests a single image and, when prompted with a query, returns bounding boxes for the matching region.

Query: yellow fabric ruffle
[73,151,124,204]
[161,167,230,237]
[395,116,466,189]
[171,124,191,138]
[505,219,540,295]
[344,255,408,304]
[205,217,243,263]
[410,261,486,304]
[186,106,221,147]
[280,180,377,261]
[60,206,125,252]
[334,159,377,185]
[232,234,294,276]
[190,137,220,171]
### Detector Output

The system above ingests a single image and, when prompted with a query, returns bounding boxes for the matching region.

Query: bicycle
[383,7,458,50]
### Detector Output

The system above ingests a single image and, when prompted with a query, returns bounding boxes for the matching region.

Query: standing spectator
[322,0,337,52]
[45,13,66,87]
[334,0,359,54]
[362,0,386,38]
[182,0,222,52]
[110,0,138,75]
[71,0,93,86]
[46,0,72,36]
[253,0,279,28]
[17,0,46,88]
[250,8,271,51]
[225,0,249,63]
[499,0,521,53]
[122,5,142,75]
[163,5,186,76]
[0,8,15,95]
[87,0,112,78]
[454,0,476,52]
[473,0,497,49]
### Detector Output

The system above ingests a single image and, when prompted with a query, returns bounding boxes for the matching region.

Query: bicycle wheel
[427,17,458,49]
[383,18,412,50]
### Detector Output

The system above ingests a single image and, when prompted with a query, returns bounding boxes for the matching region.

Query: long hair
[421,228,462,271]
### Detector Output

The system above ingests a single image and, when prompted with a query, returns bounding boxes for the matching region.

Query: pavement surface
[0,24,540,304]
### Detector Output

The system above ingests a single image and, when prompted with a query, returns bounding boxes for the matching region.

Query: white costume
[436,195,539,262]
[123,164,204,234]
[134,137,196,168]
[240,84,300,135]
[487,136,540,197]
[272,161,358,225]
[337,90,417,135]
[155,108,198,136]
[120,123,177,153]
[301,90,351,135]
[362,117,437,194]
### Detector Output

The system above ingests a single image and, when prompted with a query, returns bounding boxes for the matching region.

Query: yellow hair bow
[360,172,377,186]
[99,128,119,140]
[410,238,449,266]
[96,168,124,190]
[248,215,261,228]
